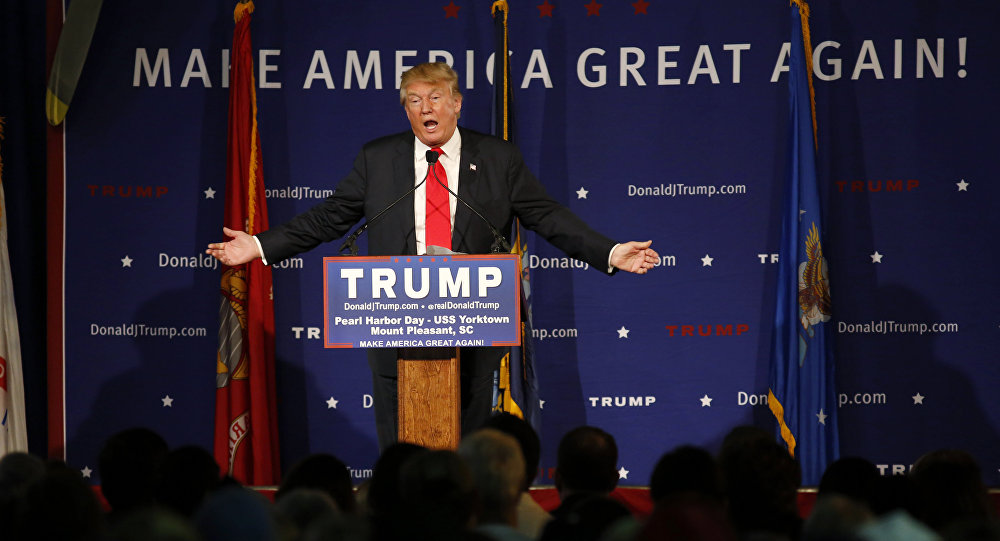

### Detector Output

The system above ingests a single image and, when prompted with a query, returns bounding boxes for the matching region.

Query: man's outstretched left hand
[611,240,659,274]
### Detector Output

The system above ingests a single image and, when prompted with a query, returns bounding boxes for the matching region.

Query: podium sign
[323,254,521,349]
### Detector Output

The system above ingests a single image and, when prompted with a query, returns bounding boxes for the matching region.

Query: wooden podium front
[397,347,461,449]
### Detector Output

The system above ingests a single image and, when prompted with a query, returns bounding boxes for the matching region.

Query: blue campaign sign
[323,255,521,349]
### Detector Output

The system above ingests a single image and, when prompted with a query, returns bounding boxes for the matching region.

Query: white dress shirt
[413,131,461,255]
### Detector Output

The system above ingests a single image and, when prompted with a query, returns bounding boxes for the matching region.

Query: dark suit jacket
[257,127,617,376]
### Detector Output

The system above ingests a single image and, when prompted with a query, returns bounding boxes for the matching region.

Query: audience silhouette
[0,422,997,541]
[538,425,629,541]
[155,444,222,517]
[98,427,169,522]
[278,453,357,515]
[718,425,803,540]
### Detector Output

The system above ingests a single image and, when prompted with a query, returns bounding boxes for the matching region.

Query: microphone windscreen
[426,150,439,164]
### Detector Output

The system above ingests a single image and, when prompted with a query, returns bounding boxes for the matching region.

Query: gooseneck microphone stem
[337,152,438,255]
[427,153,511,254]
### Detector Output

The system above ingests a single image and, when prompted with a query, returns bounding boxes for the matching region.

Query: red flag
[214,0,280,485]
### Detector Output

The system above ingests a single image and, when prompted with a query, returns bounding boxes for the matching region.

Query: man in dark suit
[207,62,659,449]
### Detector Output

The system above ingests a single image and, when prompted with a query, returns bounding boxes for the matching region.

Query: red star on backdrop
[537,0,554,17]
[443,1,461,18]
[632,0,649,14]
[584,0,602,16]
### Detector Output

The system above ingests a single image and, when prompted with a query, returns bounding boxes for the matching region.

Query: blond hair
[399,62,462,105]
[457,429,525,522]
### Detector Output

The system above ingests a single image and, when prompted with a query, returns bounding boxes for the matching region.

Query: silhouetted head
[17,465,105,541]
[910,449,993,532]
[801,493,873,541]
[649,445,725,506]
[818,456,880,510]
[555,426,619,495]
[458,428,525,525]
[273,488,340,538]
[366,442,427,520]
[718,433,802,539]
[98,427,169,515]
[399,449,479,540]
[481,412,541,492]
[154,445,221,517]
[194,486,279,541]
[277,453,356,515]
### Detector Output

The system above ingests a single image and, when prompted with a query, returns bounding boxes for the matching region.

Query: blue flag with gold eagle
[490,1,541,433]
[768,0,840,486]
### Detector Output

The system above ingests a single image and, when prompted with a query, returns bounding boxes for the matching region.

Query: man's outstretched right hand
[206,227,260,266]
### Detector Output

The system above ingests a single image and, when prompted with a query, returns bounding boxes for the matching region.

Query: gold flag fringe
[768,389,798,458]
[234,0,254,24]
[790,0,818,150]
[232,1,262,233]
[491,0,510,141]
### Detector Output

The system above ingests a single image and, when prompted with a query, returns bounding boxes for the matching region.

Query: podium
[397,347,461,448]
[323,254,521,449]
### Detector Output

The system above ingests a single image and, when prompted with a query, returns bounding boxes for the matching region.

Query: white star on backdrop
[870,251,883,263]
[816,409,828,425]
[204,187,216,199]
[161,395,173,407]
[618,467,629,480]
[956,179,969,191]
[617,326,630,338]
[121,255,133,267]
[81,466,93,478]
[539,400,545,409]
[700,394,713,407]
[701,254,714,266]
[912,393,925,405]
[576,187,589,199]
[327,397,339,409]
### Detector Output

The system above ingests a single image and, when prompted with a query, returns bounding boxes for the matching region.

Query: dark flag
[214,0,280,485]
[490,1,541,431]
[768,0,839,485]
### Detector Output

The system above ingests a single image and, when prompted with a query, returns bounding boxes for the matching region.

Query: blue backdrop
[56,0,1000,487]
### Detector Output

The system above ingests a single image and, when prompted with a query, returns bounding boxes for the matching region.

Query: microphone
[337,153,436,255]
[427,151,511,254]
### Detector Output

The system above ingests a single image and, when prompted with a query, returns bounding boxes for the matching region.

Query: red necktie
[425,147,452,251]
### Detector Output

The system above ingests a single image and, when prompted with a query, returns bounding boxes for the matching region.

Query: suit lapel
[391,135,417,255]
[454,128,480,253]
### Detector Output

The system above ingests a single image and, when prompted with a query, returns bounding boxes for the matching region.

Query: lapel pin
[470,163,477,171]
